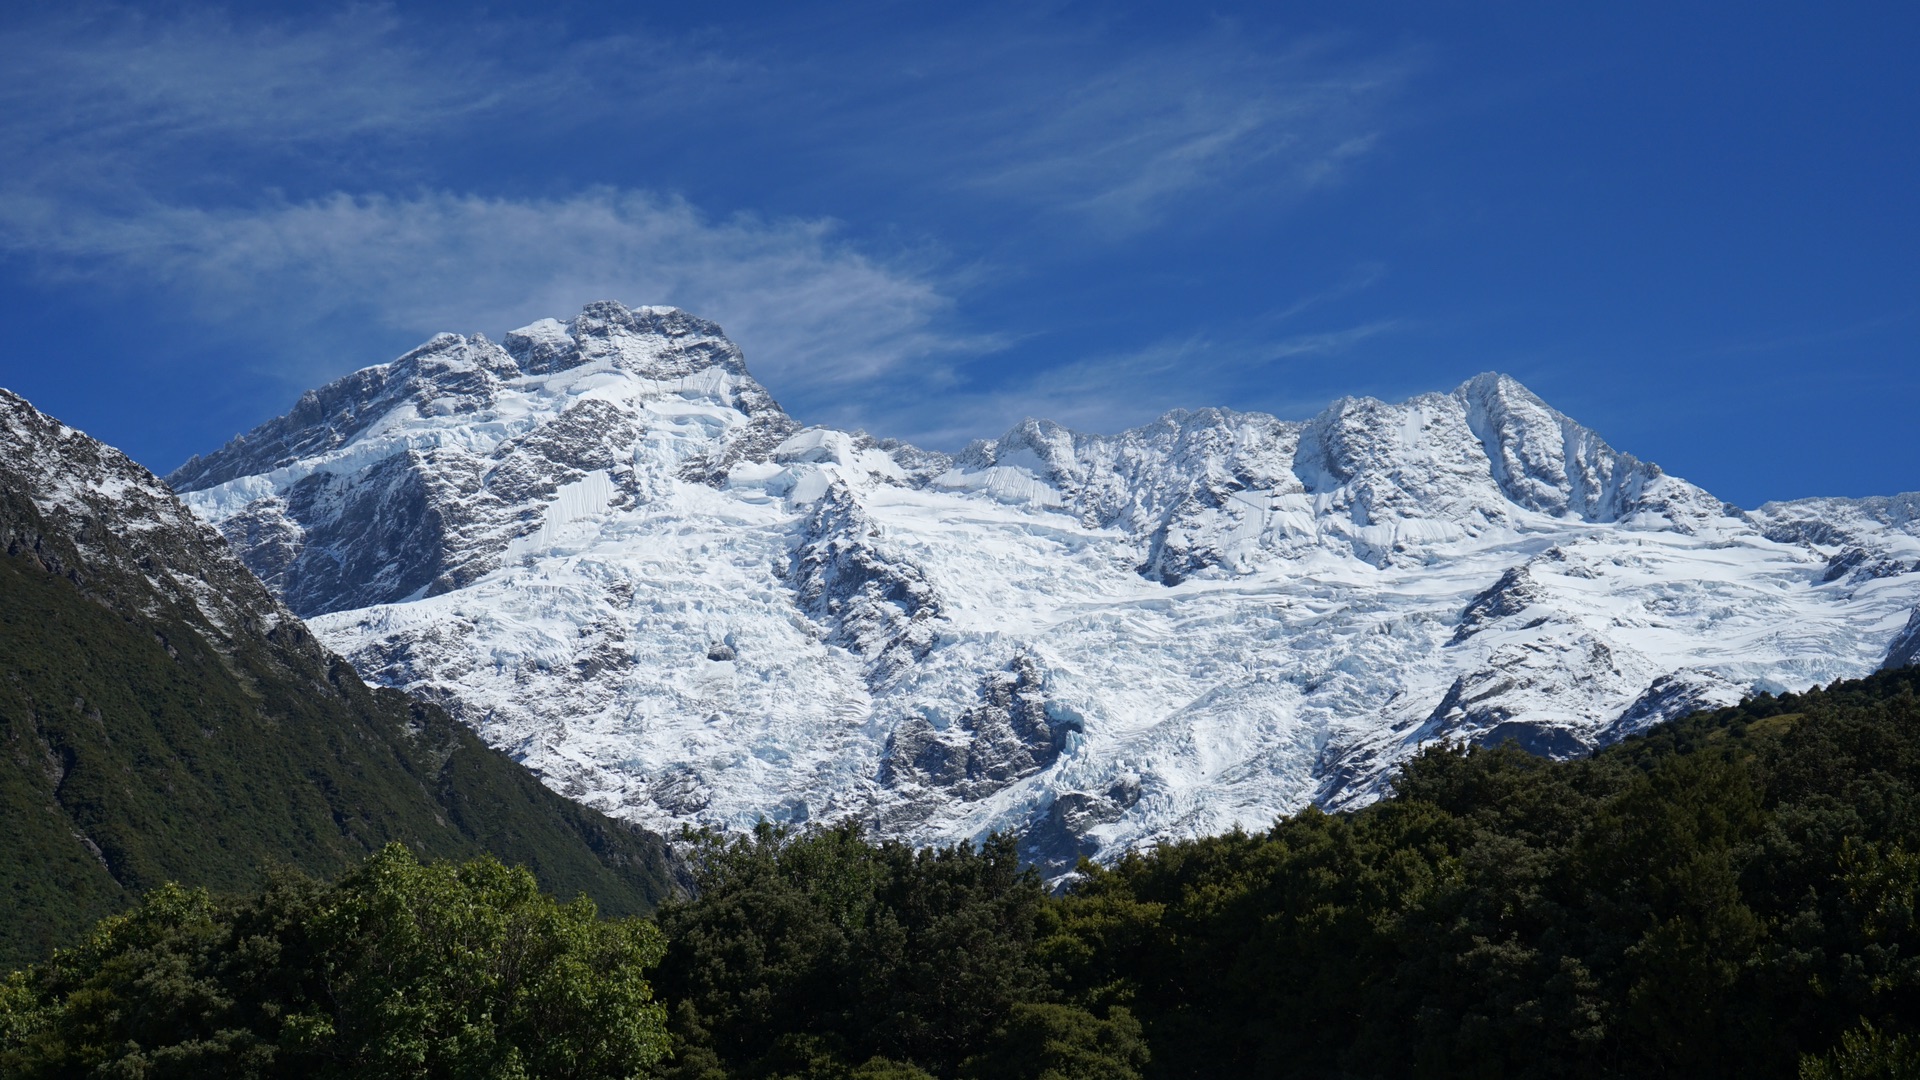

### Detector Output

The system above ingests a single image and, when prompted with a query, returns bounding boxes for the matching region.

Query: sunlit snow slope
[171,302,1920,872]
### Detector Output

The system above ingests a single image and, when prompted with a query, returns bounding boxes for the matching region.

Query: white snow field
[171,302,1920,871]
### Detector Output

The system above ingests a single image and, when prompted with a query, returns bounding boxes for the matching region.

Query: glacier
[168,301,1920,872]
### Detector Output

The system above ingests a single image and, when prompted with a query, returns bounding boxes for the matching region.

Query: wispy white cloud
[1265,321,1399,359]
[0,4,1410,441]
[1,9,503,198]
[1,5,1411,235]
[0,6,759,147]
[939,32,1411,232]
[0,187,970,397]
[0,8,969,403]
[1264,263,1389,324]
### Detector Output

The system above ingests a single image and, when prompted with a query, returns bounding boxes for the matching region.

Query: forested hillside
[1044,665,1920,1078]
[0,389,680,968]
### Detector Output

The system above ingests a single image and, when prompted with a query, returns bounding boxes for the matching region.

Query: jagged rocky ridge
[170,302,1920,875]
[0,387,679,962]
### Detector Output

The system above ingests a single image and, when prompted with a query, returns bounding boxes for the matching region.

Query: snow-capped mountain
[169,301,1920,872]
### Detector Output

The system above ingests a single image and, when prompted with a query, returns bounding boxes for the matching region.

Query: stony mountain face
[0,387,679,964]
[1886,608,1920,670]
[789,482,943,678]
[170,302,1920,876]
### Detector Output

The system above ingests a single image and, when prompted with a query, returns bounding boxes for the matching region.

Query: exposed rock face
[1595,669,1748,746]
[1451,565,1547,645]
[789,482,943,680]
[1419,632,1624,759]
[1022,777,1143,874]
[1823,547,1919,585]
[881,656,1079,801]
[1886,609,1920,671]
[3,388,293,644]
[168,303,1920,872]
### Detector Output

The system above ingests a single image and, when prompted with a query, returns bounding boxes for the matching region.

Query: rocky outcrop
[1821,547,1919,585]
[1419,629,1632,759]
[2,387,294,644]
[881,656,1080,801]
[789,483,942,679]
[1020,777,1144,878]
[1885,609,1920,671]
[1450,565,1547,645]
[1594,669,1747,746]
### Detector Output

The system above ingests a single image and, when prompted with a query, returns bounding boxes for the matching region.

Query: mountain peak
[1453,369,1533,401]
[504,301,745,379]
[1446,370,1689,523]
[169,302,780,496]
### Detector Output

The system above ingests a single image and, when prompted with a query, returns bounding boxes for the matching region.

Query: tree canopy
[650,822,1146,1080]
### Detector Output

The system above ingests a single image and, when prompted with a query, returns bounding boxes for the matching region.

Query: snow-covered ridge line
[166,301,1920,874]
[0,387,302,650]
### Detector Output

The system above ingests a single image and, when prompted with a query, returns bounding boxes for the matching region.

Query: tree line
[7,666,1920,1078]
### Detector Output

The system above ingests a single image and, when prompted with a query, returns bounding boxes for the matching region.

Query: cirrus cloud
[0,185,972,404]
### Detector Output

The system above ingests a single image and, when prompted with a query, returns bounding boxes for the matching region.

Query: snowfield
[170,302,1920,872]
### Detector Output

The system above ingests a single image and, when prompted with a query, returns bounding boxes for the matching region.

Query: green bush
[0,844,669,1079]
[1801,1021,1920,1079]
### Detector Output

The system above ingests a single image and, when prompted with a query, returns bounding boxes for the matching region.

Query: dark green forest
[8,666,1920,1077]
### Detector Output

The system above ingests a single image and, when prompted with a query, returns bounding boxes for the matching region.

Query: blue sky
[0,1,1912,507]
